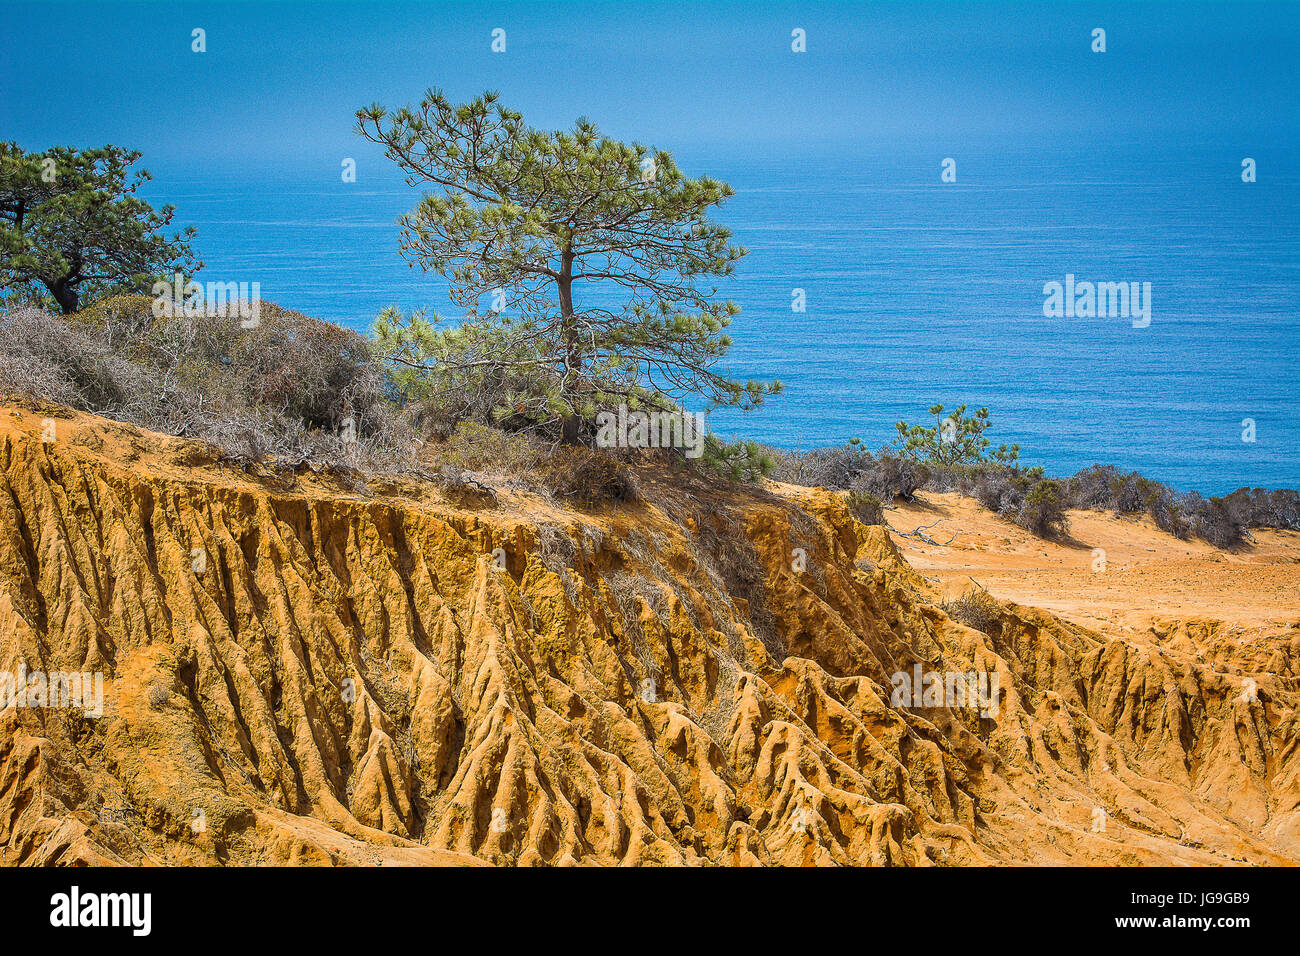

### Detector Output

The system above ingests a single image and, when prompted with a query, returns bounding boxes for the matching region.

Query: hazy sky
[3,0,1298,168]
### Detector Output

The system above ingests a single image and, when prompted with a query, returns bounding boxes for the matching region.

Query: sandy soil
[887,492,1300,635]
[4,403,1298,865]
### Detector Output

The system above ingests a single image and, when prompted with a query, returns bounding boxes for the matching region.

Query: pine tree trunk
[558,252,581,443]
[48,279,79,315]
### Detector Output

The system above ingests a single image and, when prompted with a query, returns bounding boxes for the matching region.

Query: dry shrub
[769,443,929,501]
[765,443,868,488]
[146,684,171,709]
[1192,497,1243,549]
[1062,464,1300,548]
[690,510,782,662]
[429,422,639,507]
[435,420,547,476]
[543,446,640,507]
[968,468,1024,515]
[941,590,1001,634]
[0,296,419,475]
[0,306,146,409]
[858,452,930,501]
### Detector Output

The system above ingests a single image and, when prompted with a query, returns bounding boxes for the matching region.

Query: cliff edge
[1,402,1296,865]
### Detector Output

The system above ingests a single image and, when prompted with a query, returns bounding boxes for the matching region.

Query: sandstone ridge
[1,403,1296,866]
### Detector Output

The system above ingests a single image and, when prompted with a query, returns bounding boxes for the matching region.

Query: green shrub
[1017,479,1069,538]
[893,403,1019,467]
[846,490,885,526]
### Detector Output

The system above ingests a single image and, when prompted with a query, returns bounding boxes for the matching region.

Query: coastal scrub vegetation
[0,108,783,500]
[939,589,1002,635]
[3,285,1296,544]
[0,133,1293,542]
[766,406,1300,548]
[0,295,415,474]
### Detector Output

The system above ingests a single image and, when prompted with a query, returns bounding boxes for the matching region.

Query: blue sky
[3,0,1298,169]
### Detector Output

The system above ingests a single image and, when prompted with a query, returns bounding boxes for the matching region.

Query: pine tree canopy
[355,90,780,439]
[893,403,1020,468]
[0,143,199,314]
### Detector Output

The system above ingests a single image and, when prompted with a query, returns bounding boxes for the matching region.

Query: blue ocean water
[140,146,1299,494]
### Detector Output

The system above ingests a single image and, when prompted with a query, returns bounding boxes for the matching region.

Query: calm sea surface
[139,146,1299,494]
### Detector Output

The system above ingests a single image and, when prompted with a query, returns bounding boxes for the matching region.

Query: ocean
[140,145,1299,495]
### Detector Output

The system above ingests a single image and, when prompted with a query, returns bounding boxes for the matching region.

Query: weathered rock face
[0,404,1296,866]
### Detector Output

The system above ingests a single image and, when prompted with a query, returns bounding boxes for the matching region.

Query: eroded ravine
[0,404,1296,866]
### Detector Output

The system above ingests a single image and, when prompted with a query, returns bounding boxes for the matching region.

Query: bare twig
[891,518,959,546]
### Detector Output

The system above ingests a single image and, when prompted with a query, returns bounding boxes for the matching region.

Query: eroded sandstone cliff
[0,403,1296,866]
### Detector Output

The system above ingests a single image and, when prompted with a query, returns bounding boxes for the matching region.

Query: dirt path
[886,492,1300,635]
